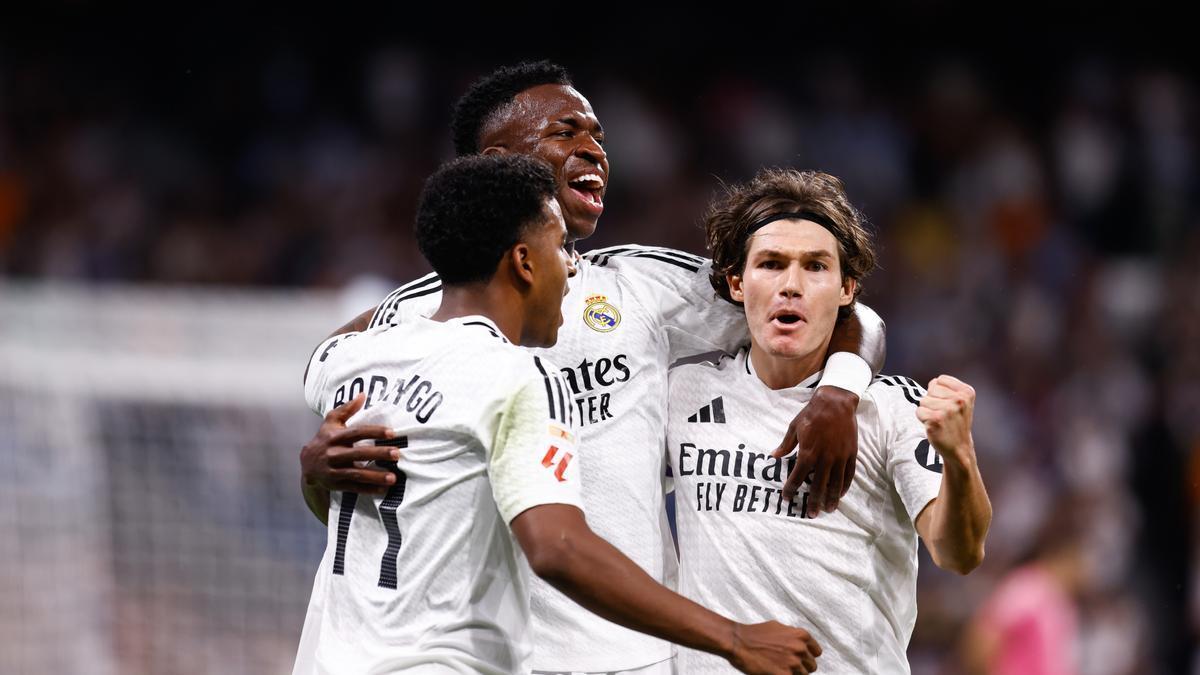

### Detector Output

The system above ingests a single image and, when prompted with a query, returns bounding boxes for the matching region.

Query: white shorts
[533,655,675,675]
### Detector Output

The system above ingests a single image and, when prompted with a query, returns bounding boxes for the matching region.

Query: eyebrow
[554,116,604,134]
[753,247,835,259]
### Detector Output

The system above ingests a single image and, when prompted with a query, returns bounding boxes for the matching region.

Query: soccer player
[300,62,884,674]
[297,153,821,674]
[666,169,992,673]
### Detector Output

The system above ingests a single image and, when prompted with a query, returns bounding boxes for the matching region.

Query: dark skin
[303,199,577,521]
[304,303,885,518]
[480,84,609,242]
[300,392,397,524]
[778,303,885,513]
[512,504,822,674]
[302,83,886,521]
[310,209,824,673]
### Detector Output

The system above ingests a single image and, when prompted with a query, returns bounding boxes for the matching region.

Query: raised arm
[775,302,887,515]
[511,504,822,674]
[913,375,991,574]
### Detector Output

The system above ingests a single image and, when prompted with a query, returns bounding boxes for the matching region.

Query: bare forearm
[923,448,991,574]
[544,531,735,655]
[302,479,330,526]
[516,509,734,658]
[827,303,886,375]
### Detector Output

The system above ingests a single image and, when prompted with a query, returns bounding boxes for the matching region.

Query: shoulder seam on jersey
[611,251,701,272]
[371,284,443,328]
[584,246,705,265]
[876,374,923,405]
[395,282,443,302]
[395,273,440,295]
[371,274,441,328]
[461,321,504,342]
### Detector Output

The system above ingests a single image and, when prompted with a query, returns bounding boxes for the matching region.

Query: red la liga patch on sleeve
[541,446,573,482]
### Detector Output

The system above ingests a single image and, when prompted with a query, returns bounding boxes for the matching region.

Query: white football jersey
[365,246,748,671]
[666,349,943,675]
[295,315,583,675]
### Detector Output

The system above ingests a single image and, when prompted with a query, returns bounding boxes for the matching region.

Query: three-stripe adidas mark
[584,245,706,273]
[875,376,926,406]
[687,397,726,424]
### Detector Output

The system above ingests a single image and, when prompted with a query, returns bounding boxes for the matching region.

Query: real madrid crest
[583,294,621,333]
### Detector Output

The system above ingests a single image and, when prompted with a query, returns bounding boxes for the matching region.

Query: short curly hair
[450,61,573,157]
[416,154,558,285]
[705,169,876,314]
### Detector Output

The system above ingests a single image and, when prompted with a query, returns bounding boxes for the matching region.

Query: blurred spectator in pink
[962,503,1090,675]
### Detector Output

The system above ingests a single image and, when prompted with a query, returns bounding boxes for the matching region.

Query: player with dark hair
[450,61,573,156]
[295,154,822,674]
[667,168,991,673]
[447,60,605,243]
[300,62,886,674]
[415,151,562,286]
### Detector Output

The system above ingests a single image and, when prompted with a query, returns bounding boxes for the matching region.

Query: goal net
[0,281,355,675]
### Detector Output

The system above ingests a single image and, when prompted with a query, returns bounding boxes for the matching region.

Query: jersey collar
[740,346,822,391]
[449,315,510,343]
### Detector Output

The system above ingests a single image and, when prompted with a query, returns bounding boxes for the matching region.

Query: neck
[430,282,524,344]
[748,339,828,390]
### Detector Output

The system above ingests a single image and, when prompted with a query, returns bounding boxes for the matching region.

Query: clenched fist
[915,375,976,465]
[727,621,823,674]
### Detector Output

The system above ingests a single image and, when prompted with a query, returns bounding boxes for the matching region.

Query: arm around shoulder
[826,302,886,379]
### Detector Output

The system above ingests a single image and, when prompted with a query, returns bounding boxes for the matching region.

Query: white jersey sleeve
[295,319,581,675]
[873,375,943,523]
[368,272,443,328]
[304,332,364,416]
[583,245,747,360]
[491,363,584,524]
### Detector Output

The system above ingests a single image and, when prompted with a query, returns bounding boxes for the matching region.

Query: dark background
[1,8,1195,673]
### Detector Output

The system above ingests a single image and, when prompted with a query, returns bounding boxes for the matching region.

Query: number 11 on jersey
[331,436,410,589]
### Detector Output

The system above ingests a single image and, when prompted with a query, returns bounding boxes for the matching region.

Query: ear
[728,273,745,303]
[481,145,508,157]
[509,242,535,287]
[839,277,857,306]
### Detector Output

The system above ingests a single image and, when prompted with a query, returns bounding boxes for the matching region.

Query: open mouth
[769,310,806,328]
[567,173,605,214]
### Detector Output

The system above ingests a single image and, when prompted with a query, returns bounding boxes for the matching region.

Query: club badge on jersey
[583,294,621,333]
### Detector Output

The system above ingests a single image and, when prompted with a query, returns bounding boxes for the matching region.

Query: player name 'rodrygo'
[331,372,444,424]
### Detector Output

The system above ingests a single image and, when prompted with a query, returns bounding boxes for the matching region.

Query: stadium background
[1,12,1195,674]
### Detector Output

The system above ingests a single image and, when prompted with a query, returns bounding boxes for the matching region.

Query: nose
[575,134,606,168]
[566,254,578,279]
[779,262,804,298]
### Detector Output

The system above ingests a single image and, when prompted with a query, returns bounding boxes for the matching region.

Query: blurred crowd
[1,35,1196,674]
